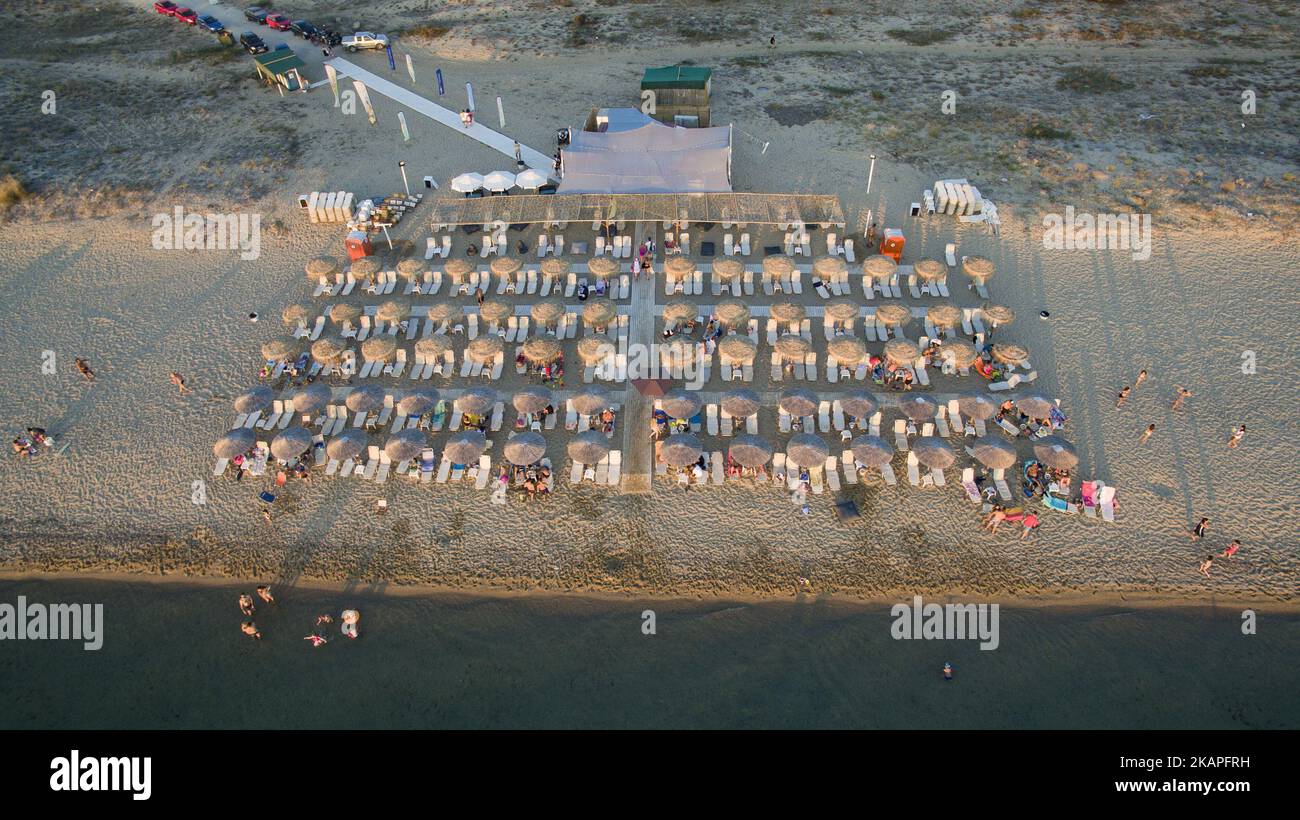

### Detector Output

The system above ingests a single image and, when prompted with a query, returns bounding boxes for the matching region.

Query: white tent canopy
[558,109,732,195]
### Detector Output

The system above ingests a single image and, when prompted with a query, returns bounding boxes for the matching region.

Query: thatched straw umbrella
[577,335,615,364]
[330,303,362,325]
[825,299,859,323]
[714,298,750,328]
[396,258,427,282]
[762,254,794,277]
[770,301,806,324]
[350,256,382,280]
[883,339,921,367]
[326,429,366,461]
[712,258,744,281]
[813,256,847,280]
[982,304,1016,326]
[443,430,487,463]
[522,337,562,363]
[662,301,696,325]
[775,334,811,361]
[540,258,570,279]
[660,433,704,467]
[661,388,703,420]
[567,430,610,464]
[962,255,994,283]
[718,335,757,364]
[375,300,410,323]
[588,257,619,279]
[863,255,897,281]
[582,300,616,327]
[898,394,940,422]
[786,433,829,469]
[828,337,867,366]
[455,387,496,415]
[478,300,512,323]
[875,303,912,326]
[467,336,504,363]
[991,343,1030,366]
[958,394,999,421]
[939,339,979,368]
[213,428,255,459]
[311,338,344,363]
[570,386,610,416]
[531,299,565,326]
[292,382,331,415]
[427,303,460,323]
[1016,394,1057,419]
[721,389,761,418]
[728,435,773,468]
[234,385,274,414]
[397,389,439,417]
[270,427,313,461]
[305,256,339,281]
[970,436,1018,470]
[841,391,878,419]
[911,437,956,469]
[512,385,554,415]
[850,435,893,467]
[385,428,427,461]
[779,387,819,418]
[443,258,472,278]
[415,336,452,360]
[665,257,695,280]
[262,339,299,361]
[927,304,962,328]
[282,303,312,325]
[345,384,384,413]
[503,431,547,465]
[361,336,396,362]
[490,256,521,278]
[913,258,945,281]
[1034,436,1079,470]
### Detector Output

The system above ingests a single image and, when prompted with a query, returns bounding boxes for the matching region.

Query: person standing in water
[239,594,255,616]
[256,586,275,605]
[241,621,262,640]
[341,610,360,639]
[943,662,953,681]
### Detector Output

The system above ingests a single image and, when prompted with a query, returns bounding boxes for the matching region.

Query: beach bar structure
[253,49,309,92]
[641,65,712,127]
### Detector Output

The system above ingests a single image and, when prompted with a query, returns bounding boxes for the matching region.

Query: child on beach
[1198,555,1214,578]
[1019,513,1040,540]
[1219,540,1240,559]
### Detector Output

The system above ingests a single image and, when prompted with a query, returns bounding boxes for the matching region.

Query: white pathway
[322,57,552,171]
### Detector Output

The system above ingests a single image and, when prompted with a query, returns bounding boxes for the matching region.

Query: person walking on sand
[1228,425,1246,449]
[241,621,262,640]
[1135,369,1148,388]
[1115,386,1131,408]
[1188,517,1210,541]
[1171,386,1191,411]
[256,585,275,605]
[170,372,191,394]
[1219,540,1241,559]
[75,358,95,381]
[1139,423,1155,444]
[1198,555,1214,578]
[239,594,255,616]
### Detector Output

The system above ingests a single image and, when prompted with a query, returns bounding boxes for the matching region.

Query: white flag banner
[466,82,475,112]
[325,64,339,107]
[353,80,377,125]
[405,54,415,84]
[398,112,410,142]
[496,96,505,128]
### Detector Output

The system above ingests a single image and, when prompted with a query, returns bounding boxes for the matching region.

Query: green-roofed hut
[641,65,712,127]
[253,48,309,92]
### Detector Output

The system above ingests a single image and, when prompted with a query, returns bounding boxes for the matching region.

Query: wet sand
[2,575,1296,729]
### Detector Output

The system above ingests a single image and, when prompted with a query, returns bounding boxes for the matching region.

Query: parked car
[341,31,388,51]
[239,31,269,54]
[174,7,197,24]
[243,6,269,25]
[290,20,318,39]
[153,1,178,15]
[265,13,292,31]
[196,14,224,33]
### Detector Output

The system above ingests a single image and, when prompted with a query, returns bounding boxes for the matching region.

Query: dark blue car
[196,14,224,33]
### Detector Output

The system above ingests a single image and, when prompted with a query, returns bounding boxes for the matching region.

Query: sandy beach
[0,1,1297,604]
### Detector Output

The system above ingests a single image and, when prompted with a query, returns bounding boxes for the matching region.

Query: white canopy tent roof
[558,109,732,195]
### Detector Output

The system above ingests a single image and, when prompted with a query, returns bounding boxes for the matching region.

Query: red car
[174,7,197,24]
[153,1,178,15]
[266,13,293,31]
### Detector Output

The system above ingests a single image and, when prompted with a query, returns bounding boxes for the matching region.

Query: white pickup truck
[342,32,389,51]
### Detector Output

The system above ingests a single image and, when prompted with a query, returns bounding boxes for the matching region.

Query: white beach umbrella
[482,171,517,192]
[515,169,550,190]
[451,172,485,193]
